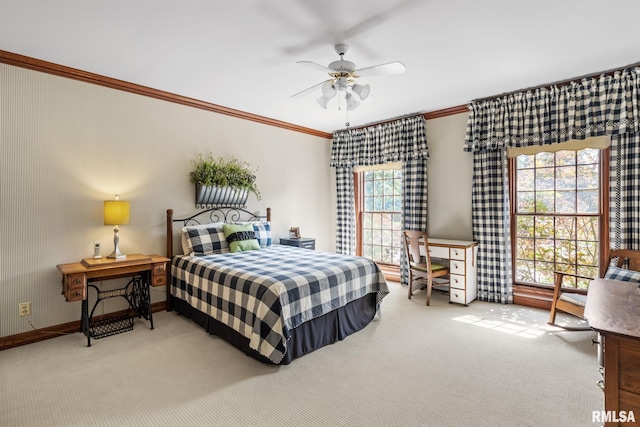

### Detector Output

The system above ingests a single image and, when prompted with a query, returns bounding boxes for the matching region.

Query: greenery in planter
[189,153,261,200]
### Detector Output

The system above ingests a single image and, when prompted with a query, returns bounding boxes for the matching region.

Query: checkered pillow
[604,266,640,282]
[185,225,229,255]
[181,222,224,255]
[235,221,272,248]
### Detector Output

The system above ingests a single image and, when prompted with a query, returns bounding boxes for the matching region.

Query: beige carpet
[0,281,602,427]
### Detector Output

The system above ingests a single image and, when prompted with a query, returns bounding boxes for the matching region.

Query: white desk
[428,238,478,305]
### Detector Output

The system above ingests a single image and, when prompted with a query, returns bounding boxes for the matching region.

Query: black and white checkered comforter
[171,245,389,363]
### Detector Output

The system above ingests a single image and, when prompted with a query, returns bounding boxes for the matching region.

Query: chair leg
[425,278,432,306]
[408,276,413,299]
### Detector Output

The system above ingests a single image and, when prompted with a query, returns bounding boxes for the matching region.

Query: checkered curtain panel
[470,148,513,303]
[465,67,640,303]
[331,115,429,255]
[610,134,640,251]
[399,159,429,285]
[335,167,356,255]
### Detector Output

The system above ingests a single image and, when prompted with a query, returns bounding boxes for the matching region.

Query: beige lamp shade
[104,200,130,226]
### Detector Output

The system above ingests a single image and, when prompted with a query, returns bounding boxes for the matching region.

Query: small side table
[279,237,316,250]
[57,254,170,346]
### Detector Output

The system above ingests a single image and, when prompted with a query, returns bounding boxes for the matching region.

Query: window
[511,148,607,289]
[356,167,403,265]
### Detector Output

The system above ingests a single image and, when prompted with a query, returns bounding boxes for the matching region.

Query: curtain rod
[471,61,640,103]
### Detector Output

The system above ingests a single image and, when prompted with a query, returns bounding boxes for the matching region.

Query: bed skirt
[170,293,377,365]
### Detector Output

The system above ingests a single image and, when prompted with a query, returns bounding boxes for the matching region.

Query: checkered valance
[331,115,429,167]
[464,67,640,152]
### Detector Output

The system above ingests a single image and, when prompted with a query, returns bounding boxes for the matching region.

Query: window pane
[535,152,554,167]
[577,164,599,189]
[556,166,576,190]
[577,190,599,213]
[536,167,554,191]
[536,191,554,212]
[556,150,576,166]
[516,216,534,237]
[517,154,535,169]
[517,191,535,212]
[535,239,554,261]
[534,216,554,238]
[555,217,575,240]
[518,169,534,191]
[556,190,576,213]
[578,148,599,164]
[516,260,535,282]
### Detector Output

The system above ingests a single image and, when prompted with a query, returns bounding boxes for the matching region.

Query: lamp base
[108,226,126,259]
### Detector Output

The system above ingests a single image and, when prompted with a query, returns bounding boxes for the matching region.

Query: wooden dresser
[584,278,640,426]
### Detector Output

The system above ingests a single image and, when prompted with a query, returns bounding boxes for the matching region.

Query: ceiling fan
[291,44,406,111]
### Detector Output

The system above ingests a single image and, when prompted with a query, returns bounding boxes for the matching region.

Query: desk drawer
[450,274,466,290]
[450,260,466,276]
[450,247,466,260]
[429,246,449,259]
[450,287,467,305]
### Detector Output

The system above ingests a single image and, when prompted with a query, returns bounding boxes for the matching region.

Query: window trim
[508,147,610,290]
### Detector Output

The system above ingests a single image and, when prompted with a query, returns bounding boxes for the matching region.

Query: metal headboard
[166,206,271,258]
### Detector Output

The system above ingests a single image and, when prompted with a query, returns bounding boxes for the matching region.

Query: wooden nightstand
[279,237,316,250]
[57,254,170,346]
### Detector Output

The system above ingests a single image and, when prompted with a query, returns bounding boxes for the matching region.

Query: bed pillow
[181,222,225,255]
[235,221,272,248]
[604,266,640,282]
[223,223,260,253]
[185,224,229,255]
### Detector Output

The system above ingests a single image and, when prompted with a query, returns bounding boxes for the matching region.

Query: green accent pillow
[223,223,260,253]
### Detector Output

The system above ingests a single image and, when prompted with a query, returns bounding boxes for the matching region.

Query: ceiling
[1,0,640,134]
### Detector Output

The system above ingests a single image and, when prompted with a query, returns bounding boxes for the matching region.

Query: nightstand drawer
[299,240,315,249]
[280,237,316,250]
[64,273,86,301]
[152,262,167,287]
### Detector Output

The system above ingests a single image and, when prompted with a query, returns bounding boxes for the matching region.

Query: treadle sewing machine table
[57,254,169,346]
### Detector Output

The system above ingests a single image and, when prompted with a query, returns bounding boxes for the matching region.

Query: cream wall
[0,64,334,337]
[426,112,473,240]
[0,63,473,340]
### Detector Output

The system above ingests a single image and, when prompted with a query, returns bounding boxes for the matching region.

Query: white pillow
[181,222,224,255]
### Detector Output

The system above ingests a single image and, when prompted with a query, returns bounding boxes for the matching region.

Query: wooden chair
[548,249,640,329]
[402,230,450,306]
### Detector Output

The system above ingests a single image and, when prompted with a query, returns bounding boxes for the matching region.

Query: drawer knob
[73,279,82,284]
[74,291,81,296]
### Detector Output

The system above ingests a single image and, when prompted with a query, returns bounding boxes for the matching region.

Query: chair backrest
[608,249,640,273]
[402,230,432,270]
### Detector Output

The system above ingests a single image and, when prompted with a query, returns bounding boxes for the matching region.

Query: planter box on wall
[195,184,249,208]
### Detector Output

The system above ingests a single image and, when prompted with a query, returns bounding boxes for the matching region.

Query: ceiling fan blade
[297,61,333,74]
[291,80,327,99]
[354,61,406,77]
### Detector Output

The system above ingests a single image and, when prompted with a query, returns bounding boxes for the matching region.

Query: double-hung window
[511,146,608,290]
[355,164,403,266]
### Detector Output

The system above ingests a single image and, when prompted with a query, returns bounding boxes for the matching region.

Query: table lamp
[104,194,130,259]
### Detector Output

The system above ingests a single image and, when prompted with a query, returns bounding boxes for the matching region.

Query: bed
[165,207,389,365]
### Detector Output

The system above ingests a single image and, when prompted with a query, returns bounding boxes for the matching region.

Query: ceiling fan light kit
[293,44,405,112]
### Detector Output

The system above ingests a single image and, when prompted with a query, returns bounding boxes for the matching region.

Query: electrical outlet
[19,302,31,317]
